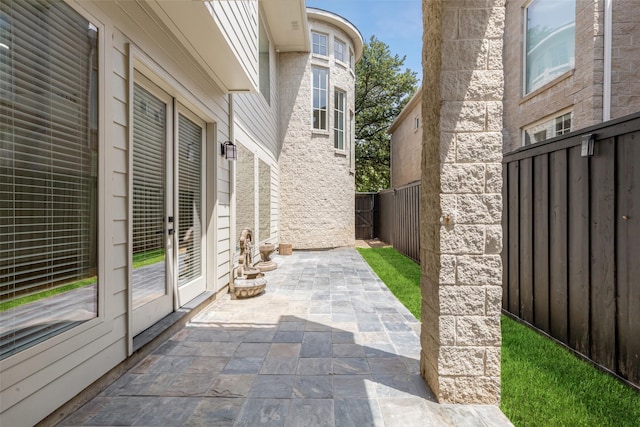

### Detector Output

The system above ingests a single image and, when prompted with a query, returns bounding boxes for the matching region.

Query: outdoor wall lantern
[221,140,237,160]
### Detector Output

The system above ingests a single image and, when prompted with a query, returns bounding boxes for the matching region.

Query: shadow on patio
[58,248,511,426]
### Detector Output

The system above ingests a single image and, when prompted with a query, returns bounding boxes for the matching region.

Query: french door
[131,74,206,336]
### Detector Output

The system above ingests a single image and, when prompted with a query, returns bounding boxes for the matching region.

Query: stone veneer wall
[278,17,356,249]
[502,0,603,152]
[421,0,504,404]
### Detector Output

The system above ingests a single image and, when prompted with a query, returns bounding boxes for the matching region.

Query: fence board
[590,138,617,370]
[508,162,520,316]
[567,145,590,355]
[519,158,534,323]
[533,154,550,333]
[549,150,569,344]
[502,164,509,310]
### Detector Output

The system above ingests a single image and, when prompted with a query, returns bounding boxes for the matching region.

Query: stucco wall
[390,89,422,188]
[278,16,357,249]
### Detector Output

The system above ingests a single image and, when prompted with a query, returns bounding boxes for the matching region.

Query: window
[312,67,328,130]
[524,0,576,94]
[555,112,572,135]
[312,32,327,56]
[334,39,345,63]
[334,90,346,150]
[259,18,270,103]
[414,117,420,130]
[0,0,99,359]
[523,111,572,145]
[349,48,355,70]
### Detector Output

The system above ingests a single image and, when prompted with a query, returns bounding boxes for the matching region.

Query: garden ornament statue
[233,229,267,298]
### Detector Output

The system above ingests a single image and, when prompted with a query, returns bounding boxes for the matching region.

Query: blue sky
[306,0,423,76]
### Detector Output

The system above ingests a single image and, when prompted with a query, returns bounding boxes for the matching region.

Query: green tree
[355,36,418,192]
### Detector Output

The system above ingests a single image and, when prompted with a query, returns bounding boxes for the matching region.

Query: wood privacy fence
[355,193,376,239]
[503,113,640,388]
[369,181,420,262]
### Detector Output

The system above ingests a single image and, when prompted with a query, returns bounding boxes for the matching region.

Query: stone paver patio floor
[59,248,512,426]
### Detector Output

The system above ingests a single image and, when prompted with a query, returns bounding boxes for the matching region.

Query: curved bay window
[0,1,99,359]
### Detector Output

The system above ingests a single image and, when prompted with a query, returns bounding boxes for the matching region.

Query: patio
[58,248,512,426]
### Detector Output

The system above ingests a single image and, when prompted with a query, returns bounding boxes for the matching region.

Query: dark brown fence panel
[567,145,590,355]
[616,133,640,385]
[503,112,640,389]
[589,138,617,370]
[355,193,376,239]
[378,190,394,246]
[533,154,550,333]
[507,162,520,317]
[377,181,420,262]
[549,149,568,344]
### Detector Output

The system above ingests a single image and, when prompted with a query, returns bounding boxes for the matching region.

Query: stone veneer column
[420,0,505,403]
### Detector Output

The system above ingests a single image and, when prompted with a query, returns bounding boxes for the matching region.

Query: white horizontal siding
[211,0,259,89]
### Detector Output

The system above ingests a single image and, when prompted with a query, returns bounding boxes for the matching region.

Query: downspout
[228,93,236,295]
[603,0,612,121]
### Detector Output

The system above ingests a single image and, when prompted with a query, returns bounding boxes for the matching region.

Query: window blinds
[177,114,202,286]
[131,83,167,309]
[0,0,98,359]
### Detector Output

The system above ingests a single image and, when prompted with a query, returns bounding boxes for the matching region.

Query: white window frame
[349,48,355,71]
[523,0,576,95]
[0,0,108,370]
[522,109,573,146]
[312,31,328,56]
[334,38,346,63]
[312,66,329,131]
[334,89,346,150]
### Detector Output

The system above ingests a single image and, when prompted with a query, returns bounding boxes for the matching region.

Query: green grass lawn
[357,246,640,427]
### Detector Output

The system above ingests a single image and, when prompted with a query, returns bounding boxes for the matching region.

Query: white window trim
[0,0,109,370]
[334,37,347,65]
[311,31,329,57]
[334,88,346,151]
[312,66,329,132]
[521,107,573,146]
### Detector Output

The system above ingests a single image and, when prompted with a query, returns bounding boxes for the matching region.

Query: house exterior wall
[610,0,640,119]
[234,8,280,247]
[390,87,423,188]
[503,0,602,152]
[0,0,245,424]
[278,11,361,249]
[503,0,640,153]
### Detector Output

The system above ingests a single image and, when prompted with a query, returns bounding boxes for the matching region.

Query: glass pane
[236,143,255,249]
[0,0,98,360]
[525,0,575,93]
[132,84,167,309]
[258,160,271,241]
[178,114,202,285]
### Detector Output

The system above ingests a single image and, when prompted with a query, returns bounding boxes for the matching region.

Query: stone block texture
[278,14,358,249]
[420,0,504,404]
